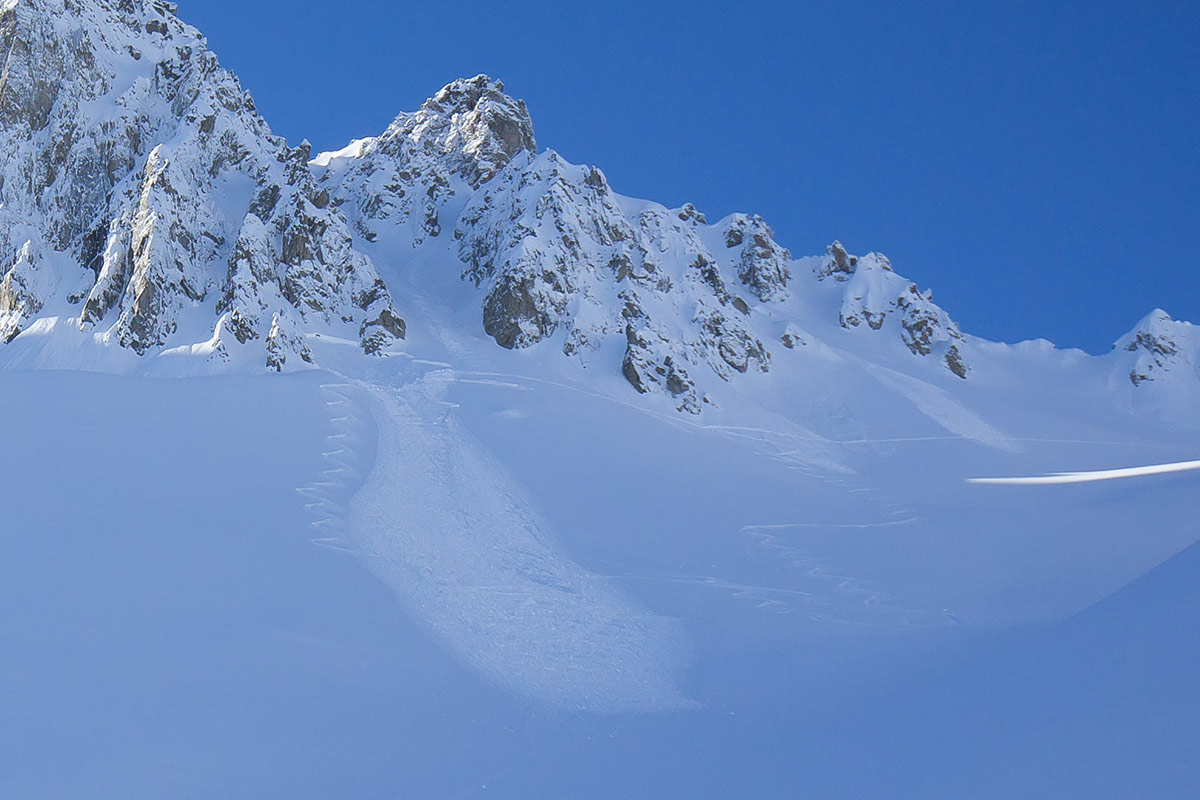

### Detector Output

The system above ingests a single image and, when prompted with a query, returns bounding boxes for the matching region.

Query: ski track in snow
[861,363,1020,452]
[307,372,694,713]
[413,363,954,627]
[446,367,853,475]
[733,493,954,629]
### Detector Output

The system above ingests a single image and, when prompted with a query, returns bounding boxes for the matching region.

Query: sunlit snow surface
[340,378,692,712]
[1,346,1197,797]
[0,216,1197,794]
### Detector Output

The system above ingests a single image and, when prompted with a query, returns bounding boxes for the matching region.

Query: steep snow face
[0,0,403,367]
[1108,309,1200,422]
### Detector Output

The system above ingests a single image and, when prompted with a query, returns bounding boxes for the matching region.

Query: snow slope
[2,355,1197,799]
[0,1,1198,797]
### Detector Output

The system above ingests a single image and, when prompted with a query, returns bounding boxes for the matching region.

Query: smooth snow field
[1,367,1197,798]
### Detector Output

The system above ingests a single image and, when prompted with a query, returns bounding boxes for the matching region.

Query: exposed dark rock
[677,203,706,225]
[816,240,859,281]
[1117,310,1193,388]
[945,344,968,379]
[722,214,791,301]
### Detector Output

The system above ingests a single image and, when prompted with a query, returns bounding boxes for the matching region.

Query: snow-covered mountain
[2,0,1196,418]
[2,2,1198,797]
[0,0,404,370]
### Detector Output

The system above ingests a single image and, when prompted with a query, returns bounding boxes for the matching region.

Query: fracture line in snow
[968,459,1200,485]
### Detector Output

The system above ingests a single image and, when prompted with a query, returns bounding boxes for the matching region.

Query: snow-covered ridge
[313,79,981,410]
[0,0,1195,424]
[315,74,536,248]
[0,0,404,370]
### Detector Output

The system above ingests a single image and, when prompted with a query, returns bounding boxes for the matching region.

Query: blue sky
[182,0,1199,353]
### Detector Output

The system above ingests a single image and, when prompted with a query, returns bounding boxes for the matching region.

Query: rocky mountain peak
[0,0,405,366]
[314,75,536,247]
[395,74,536,188]
[1117,309,1198,387]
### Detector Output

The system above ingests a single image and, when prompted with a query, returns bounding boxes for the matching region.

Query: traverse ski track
[304,367,695,712]
[736,506,953,629]
[860,362,1020,452]
[441,365,853,475]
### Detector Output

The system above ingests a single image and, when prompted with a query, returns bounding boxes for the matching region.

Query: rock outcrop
[1117,310,1198,387]
[454,151,770,411]
[817,242,969,378]
[721,214,791,302]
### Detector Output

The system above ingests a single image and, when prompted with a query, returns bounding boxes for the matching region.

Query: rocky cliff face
[0,0,403,367]
[454,151,778,411]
